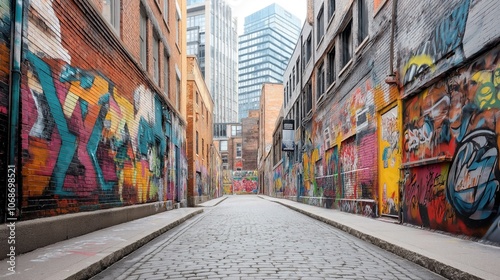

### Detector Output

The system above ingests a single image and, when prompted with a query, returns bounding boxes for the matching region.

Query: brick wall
[19,0,185,219]
[0,0,11,222]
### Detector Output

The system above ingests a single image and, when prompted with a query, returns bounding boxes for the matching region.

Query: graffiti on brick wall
[402,0,470,84]
[233,171,258,194]
[379,106,401,216]
[282,79,377,211]
[222,170,232,195]
[20,1,186,217]
[273,164,283,194]
[403,47,500,241]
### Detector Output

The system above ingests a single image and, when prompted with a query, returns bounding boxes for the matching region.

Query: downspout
[385,0,399,84]
[6,0,24,221]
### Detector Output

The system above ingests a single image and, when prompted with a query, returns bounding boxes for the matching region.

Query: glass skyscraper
[238,3,301,121]
[187,0,239,123]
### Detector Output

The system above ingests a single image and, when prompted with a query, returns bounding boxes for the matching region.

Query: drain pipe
[6,0,24,221]
[385,0,399,85]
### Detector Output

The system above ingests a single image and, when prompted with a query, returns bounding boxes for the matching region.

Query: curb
[267,198,481,280]
[68,208,204,280]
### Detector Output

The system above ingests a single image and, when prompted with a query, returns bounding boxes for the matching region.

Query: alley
[92,196,444,279]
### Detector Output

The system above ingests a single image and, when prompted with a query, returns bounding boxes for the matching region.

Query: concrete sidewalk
[0,196,227,280]
[259,195,500,280]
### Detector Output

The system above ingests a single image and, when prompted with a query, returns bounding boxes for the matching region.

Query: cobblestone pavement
[92,196,445,280]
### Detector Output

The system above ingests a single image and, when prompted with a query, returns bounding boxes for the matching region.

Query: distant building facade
[238,3,301,121]
[186,56,219,206]
[187,0,239,123]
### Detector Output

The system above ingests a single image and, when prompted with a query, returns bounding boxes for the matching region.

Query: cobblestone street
[92,196,445,279]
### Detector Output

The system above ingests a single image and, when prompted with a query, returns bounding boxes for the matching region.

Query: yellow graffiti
[403,54,436,77]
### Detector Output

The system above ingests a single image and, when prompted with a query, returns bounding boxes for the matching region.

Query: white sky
[226,0,307,34]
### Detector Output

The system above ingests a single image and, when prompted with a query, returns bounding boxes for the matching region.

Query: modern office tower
[238,3,301,121]
[187,0,239,123]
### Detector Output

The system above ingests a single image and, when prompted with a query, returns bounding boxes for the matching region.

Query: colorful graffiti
[403,47,500,241]
[379,106,401,216]
[402,0,470,84]
[233,171,258,194]
[19,0,186,218]
[0,0,11,221]
[223,170,233,195]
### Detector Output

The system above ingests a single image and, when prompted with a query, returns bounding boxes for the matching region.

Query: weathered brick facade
[265,0,500,242]
[186,55,220,206]
[1,0,188,220]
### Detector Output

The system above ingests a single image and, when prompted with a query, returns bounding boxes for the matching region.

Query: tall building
[186,0,239,123]
[238,3,301,121]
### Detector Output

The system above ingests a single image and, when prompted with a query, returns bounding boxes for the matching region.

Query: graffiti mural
[379,106,401,216]
[233,171,258,194]
[19,0,186,218]
[402,0,470,84]
[403,46,500,241]
[222,170,233,195]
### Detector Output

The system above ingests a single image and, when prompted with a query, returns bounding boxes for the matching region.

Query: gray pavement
[259,196,500,280]
[93,195,444,280]
[0,195,498,279]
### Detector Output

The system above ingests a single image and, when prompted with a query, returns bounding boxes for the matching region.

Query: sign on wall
[282,119,295,151]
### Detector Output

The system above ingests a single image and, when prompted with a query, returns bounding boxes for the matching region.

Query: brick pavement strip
[93,196,446,280]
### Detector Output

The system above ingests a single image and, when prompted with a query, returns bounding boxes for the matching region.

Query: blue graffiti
[27,51,77,196]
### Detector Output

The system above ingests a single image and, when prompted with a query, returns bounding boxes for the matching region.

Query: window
[153,33,160,84]
[295,59,300,85]
[220,140,228,151]
[327,47,336,86]
[176,76,180,109]
[358,0,368,44]
[304,81,312,114]
[196,91,199,104]
[341,20,353,69]
[202,138,204,157]
[305,34,312,64]
[140,5,147,68]
[163,0,169,22]
[317,63,325,99]
[175,1,181,46]
[316,6,324,45]
[164,52,169,95]
[232,125,241,136]
[328,0,336,20]
[236,143,242,157]
[196,131,199,154]
[102,0,120,32]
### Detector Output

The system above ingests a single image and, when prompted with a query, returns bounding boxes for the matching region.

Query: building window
[358,0,368,44]
[164,52,169,96]
[305,34,312,64]
[153,33,160,84]
[140,5,148,68]
[196,131,199,154]
[163,0,169,23]
[316,6,324,45]
[317,63,325,100]
[341,20,352,69]
[327,47,335,86]
[232,125,241,136]
[328,0,335,20]
[236,143,242,157]
[220,140,228,151]
[196,91,199,104]
[304,81,312,114]
[102,0,120,32]
[175,1,181,46]
[295,58,300,85]
[202,138,204,157]
[176,76,180,110]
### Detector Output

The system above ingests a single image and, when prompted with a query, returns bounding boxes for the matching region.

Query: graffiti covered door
[378,105,401,217]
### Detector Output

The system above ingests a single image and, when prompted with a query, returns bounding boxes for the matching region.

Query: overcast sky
[226,0,307,34]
